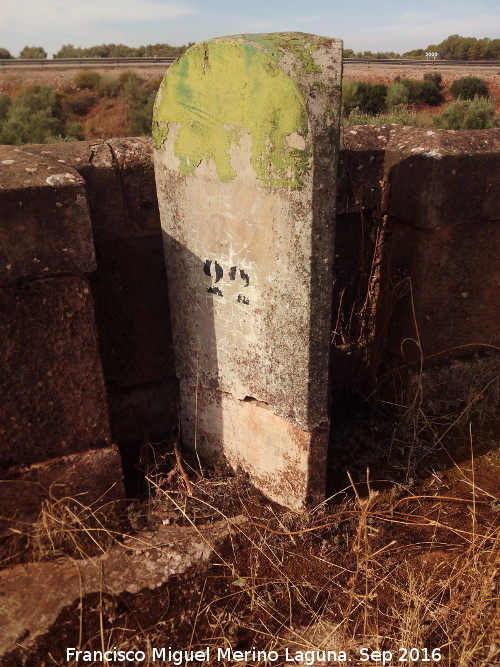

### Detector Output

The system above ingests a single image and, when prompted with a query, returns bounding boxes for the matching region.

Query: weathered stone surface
[2,126,497,514]
[384,127,500,228]
[181,387,328,506]
[106,137,161,239]
[400,352,500,414]
[154,33,342,509]
[18,140,179,447]
[0,277,111,466]
[0,145,96,286]
[0,445,124,525]
[0,515,246,658]
[21,138,160,242]
[332,126,500,391]
[337,124,394,214]
[379,217,500,364]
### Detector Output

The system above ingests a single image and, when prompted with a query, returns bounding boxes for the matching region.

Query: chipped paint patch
[153,37,310,189]
[285,132,307,150]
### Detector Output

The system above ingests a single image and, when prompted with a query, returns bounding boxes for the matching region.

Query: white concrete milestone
[153,32,342,509]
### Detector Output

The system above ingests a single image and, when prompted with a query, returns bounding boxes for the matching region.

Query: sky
[0,0,499,57]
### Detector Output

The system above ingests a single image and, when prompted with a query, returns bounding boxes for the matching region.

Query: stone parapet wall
[11,139,179,450]
[1,127,498,510]
[0,144,124,516]
[335,126,499,400]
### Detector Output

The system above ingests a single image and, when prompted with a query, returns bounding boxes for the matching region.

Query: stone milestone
[153,33,342,509]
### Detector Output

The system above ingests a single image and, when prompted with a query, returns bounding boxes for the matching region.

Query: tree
[0,85,61,144]
[53,44,80,58]
[19,46,47,59]
[396,77,442,105]
[128,91,156,136]
[341,80,360,116]
[0,48,12,59]
[450,76,489,100]
[402,35,500,61]
[74,70,103,90]
[420,80,442,105]
[351,50,401,59]
[402,49,426,59]
[341,80,387,116]
[423,72,443,89]
[65,121,85,141]
[362,83,388,113]
[54,41,192,59]
[427,35,500,60]
[434,97,498,129]
[139,42,192,57]
[119,70,144,100]
[386,82,409,108]
[0,93,11,119]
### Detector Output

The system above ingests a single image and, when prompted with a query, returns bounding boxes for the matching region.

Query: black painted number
[204,260,250,304]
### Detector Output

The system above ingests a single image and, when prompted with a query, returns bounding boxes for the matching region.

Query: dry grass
[3,424,498,667]
[106,448,498,667]
[30,492,120,561]
[0,487,121,567]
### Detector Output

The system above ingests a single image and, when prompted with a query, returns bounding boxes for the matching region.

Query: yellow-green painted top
[152,35,313,189]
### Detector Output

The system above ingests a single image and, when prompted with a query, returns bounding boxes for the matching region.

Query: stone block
[154,33,342,509]
[337,125,394,214]
[180,387,328,506]
[385,127,500,228]
[106,138,161,239]
[400,352,500,415]
[0,445,124,526]
[0,145,96,286]
[22,139,161,242]
[0,277,111,466]
[380,217,500,364]
[0,516,243,659]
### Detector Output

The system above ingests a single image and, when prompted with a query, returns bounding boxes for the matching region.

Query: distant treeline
[344,50,404,60]
[0,42,193,60]
[52,42,194,59]
[1,34,499,61]
[345,35,500,60]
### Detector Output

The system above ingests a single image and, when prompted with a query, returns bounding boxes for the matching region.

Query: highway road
[1,57,499,70]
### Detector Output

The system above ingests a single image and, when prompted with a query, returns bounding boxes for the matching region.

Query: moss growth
[153,36,312,189]
[310,80,326,95]
[245,32,324,74]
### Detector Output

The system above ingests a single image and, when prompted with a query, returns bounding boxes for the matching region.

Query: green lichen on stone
[310,80,326,96]
[153,37,311,189]
[245,32,324,74]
